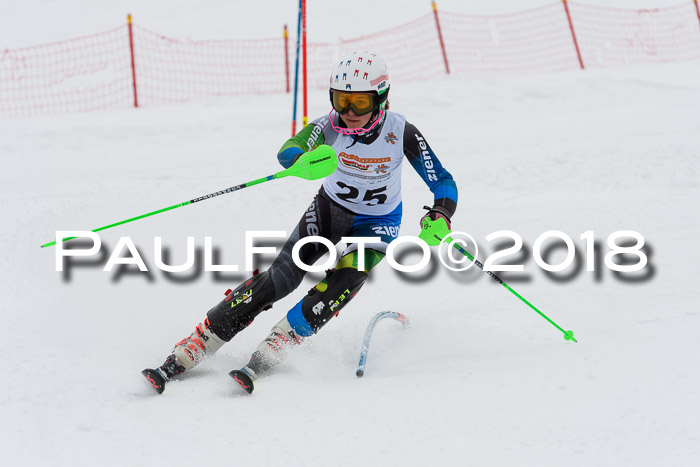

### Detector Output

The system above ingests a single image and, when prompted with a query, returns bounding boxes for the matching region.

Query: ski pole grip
[419,216,451,246]
[275,145,337,181]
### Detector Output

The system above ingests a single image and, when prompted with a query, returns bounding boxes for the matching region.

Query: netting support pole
[431,1,450,74]
[127,14,139,107]
[302,0,308,128]
[694,0,700,31]
[284,25,290,93]
[562,0,584,70]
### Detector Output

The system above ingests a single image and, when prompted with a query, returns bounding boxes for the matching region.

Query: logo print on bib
[338,152,390,173]
[375,164,389,174]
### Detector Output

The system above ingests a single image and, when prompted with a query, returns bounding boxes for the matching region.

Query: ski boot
[141,355,185,394]
[142,318,225,394]
[143,270,276,394]
[230,316,304,394]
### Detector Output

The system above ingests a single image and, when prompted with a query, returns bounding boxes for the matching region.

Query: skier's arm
[404,121,458,219]
[277,123,327,169]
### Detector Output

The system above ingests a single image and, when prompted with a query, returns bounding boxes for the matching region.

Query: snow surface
[2,1,700,466]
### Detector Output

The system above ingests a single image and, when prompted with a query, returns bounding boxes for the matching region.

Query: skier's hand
[280,145,338,181]
[420,205,451,230]
[293,145,329,165]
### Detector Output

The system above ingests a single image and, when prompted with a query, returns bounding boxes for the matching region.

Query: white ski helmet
[328,51,390,135]
[329,51,390,111]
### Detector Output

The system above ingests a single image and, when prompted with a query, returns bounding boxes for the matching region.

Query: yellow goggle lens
[332,92,375,115]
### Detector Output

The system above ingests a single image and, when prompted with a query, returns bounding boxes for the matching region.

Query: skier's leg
[167,269,274,370]
[242,248,385,378]
[204,190,344,343]
[151,269,277,380]
[286,248,385,335]
[151,191,343,381]
[239,203,402,379]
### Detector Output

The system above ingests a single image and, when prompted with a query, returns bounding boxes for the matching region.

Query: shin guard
[206,270,276,341]
[286,267,368,337]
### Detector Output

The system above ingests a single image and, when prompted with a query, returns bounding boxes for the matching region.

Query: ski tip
[141,368,166,394]
[229,370,255,394]
[356,369,364,378]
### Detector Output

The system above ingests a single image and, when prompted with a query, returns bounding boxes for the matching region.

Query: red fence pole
[302,0,308,127]
[431,1,450,74]
[284,24,290,93]
[562,0,584,69]
[694,0,700,31]
[127,14,139,107]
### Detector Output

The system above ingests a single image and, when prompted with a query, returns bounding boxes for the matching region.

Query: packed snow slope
[2,59,699,467]
[2,1,700,467]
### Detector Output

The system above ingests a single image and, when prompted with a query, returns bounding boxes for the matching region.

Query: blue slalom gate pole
[291,0,302,136]
[356,311,410,377]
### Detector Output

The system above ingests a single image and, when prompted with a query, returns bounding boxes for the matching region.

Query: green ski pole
[41,145,337,248]
[419,215,577,343]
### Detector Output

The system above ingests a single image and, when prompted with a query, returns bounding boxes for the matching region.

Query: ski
[141,368,167,394]
[229,368,256,394]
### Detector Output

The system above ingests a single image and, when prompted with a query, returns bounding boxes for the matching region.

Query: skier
[142,51,458,394]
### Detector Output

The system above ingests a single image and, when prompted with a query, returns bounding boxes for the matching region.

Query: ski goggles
[330,91,376,116]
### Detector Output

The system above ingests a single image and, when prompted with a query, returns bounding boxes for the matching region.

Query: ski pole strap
[422,204,452,222]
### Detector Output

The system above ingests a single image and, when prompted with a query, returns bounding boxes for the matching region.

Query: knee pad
[287,267,368,336]
[206,270,276,341]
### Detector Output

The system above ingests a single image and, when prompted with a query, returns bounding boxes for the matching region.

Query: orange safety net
[1,2,699,117]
